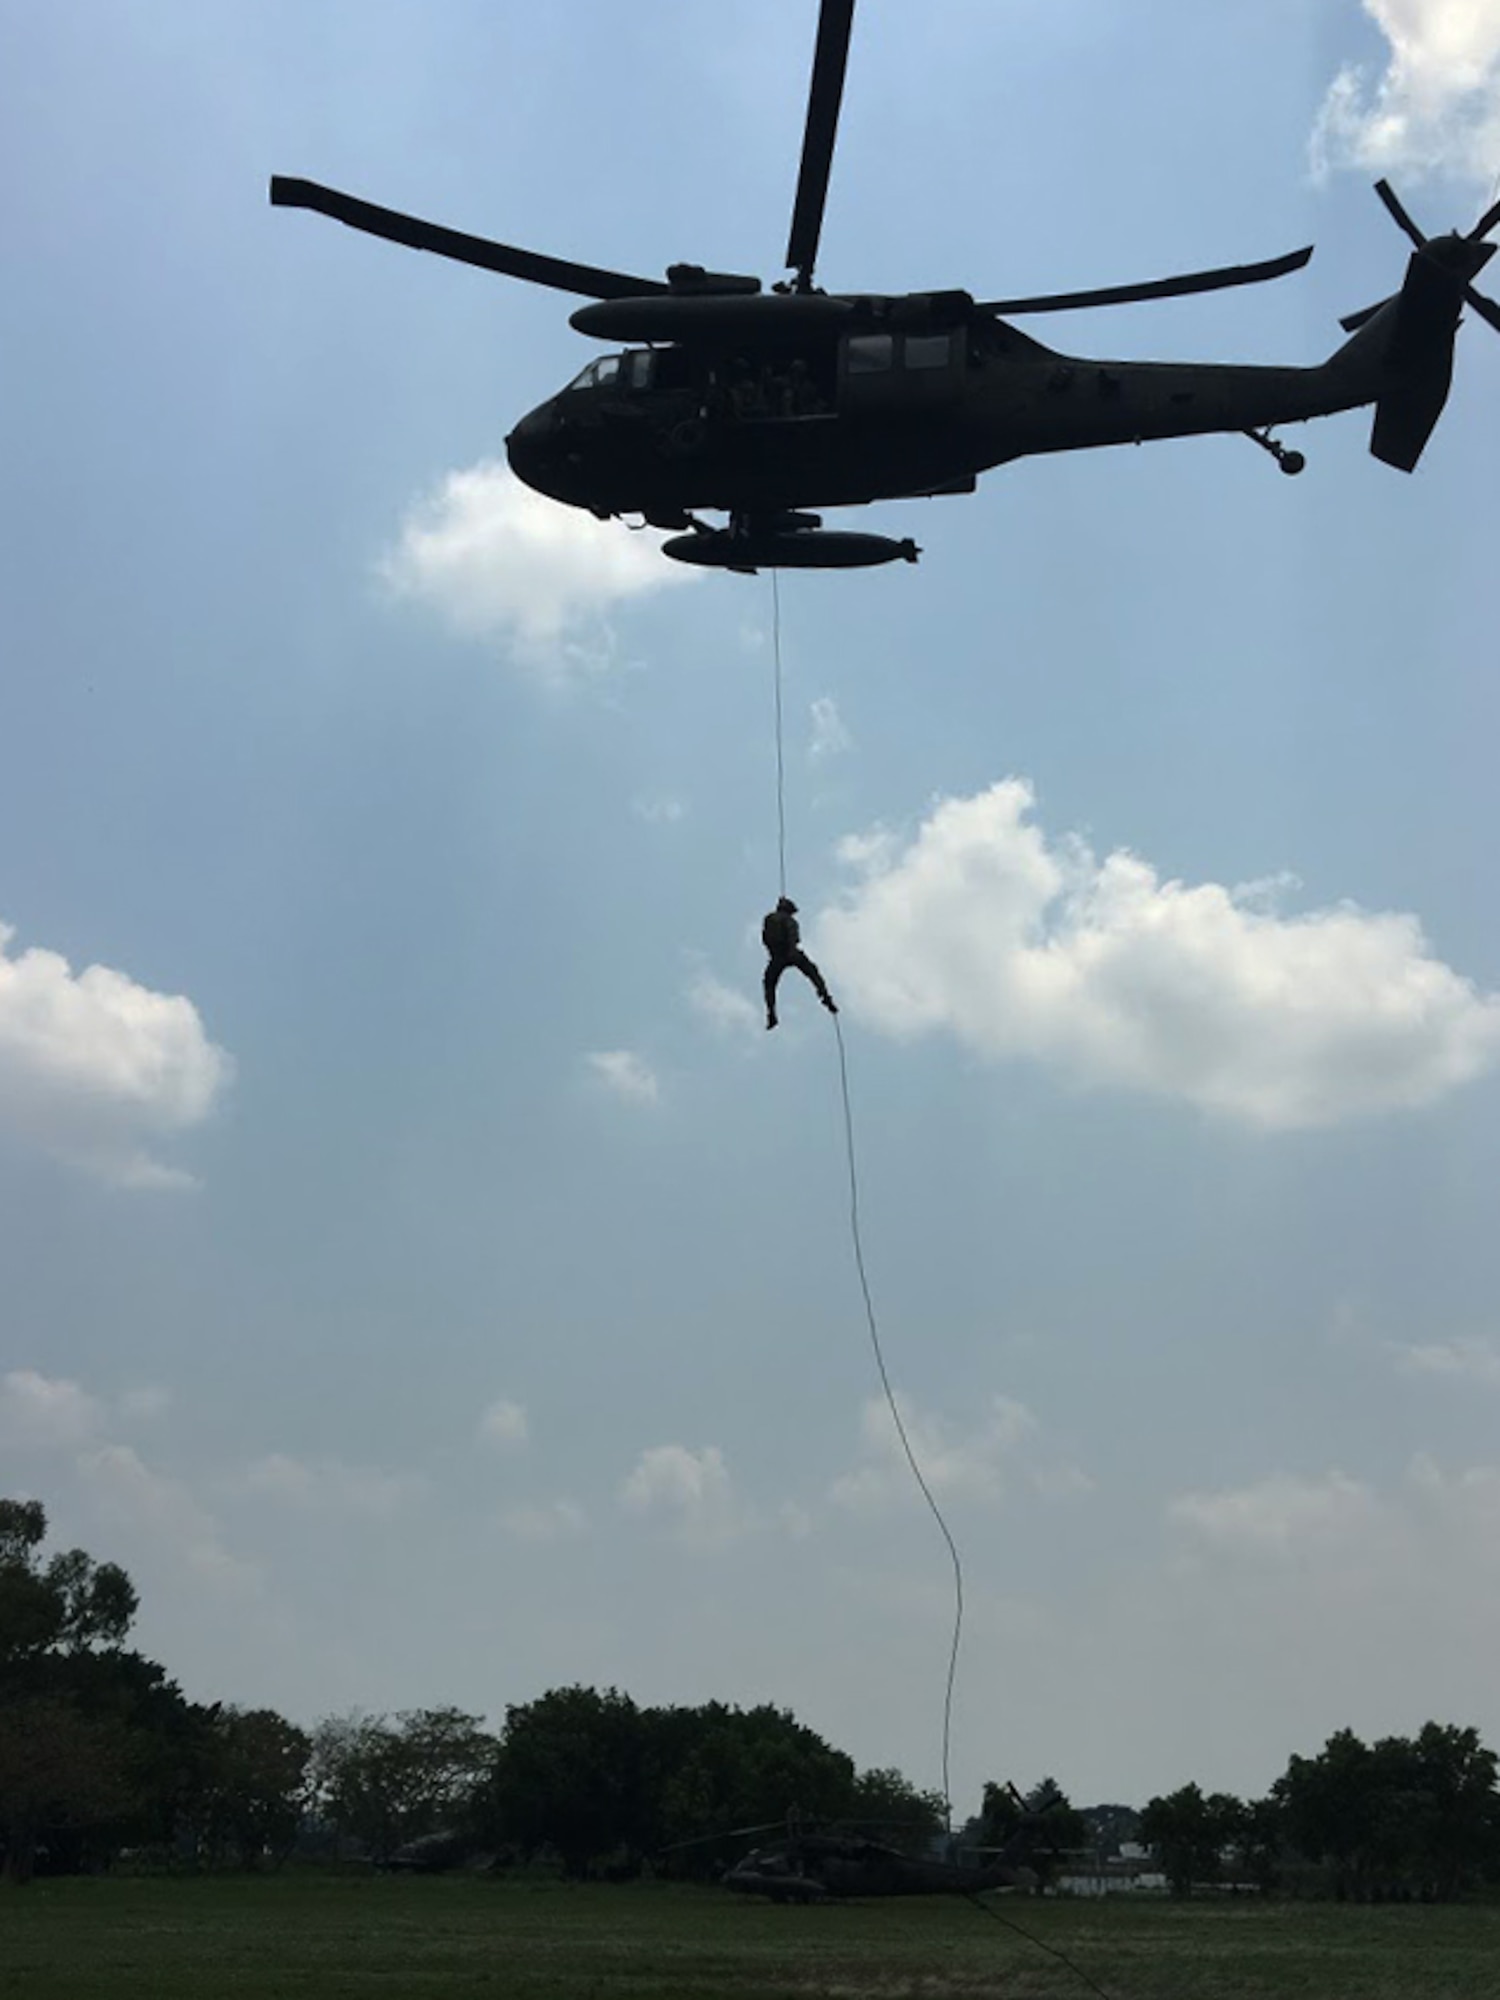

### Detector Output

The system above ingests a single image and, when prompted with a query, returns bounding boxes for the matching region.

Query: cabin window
[847,334,894,374]
[904,334,951,370]
[625,351,653,390]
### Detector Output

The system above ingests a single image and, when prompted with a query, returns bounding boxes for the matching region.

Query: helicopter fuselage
[505,298,1381,523]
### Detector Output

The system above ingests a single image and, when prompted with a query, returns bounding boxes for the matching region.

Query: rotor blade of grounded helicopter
[655,1820,788,1854]
[784,0,857,286]
[1374,177,1428,249]
[977,242,1312,317]
[269,178,669,300]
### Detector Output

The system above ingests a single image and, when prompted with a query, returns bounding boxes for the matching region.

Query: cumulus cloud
[0,923,231,1187]
[0,1370,105,1452]
[831,1391,1089,1514]
[83,1444,251,1585]
[1,1370,252,1590]
[119,1386,172,1423]
[478,1398,529,1449]
[380,462,694,676]
[1312,0,1500,181]
[586,1048,660,1104]
[819,779,1500,1130]
[1394,1335,1500,1383]
[1169,1470,1384,1556]
[238,1453,423,1520]
[685,968,761,1039]
[620,1443,747,1548]
[632,794,686,825]
[809,695,852,763]
[501,1498,587,1542]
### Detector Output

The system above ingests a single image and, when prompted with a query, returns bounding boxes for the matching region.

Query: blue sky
[4,0,1500,1816]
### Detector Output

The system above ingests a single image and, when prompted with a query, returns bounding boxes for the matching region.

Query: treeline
[7,1500,1500,1899]
[0,1501,942,1880]
[1138,1723,1500,1903]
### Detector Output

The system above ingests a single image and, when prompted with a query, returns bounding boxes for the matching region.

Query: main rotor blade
[785,0,857,286]
[269,177,668,300]
[1470,193,1500,241]
[978,242,1313,317]
[1374,178,1427,249]
[656,1820,787,1854]
[1464,284,1500,333]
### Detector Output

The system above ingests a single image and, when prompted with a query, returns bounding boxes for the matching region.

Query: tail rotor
[1336,179,1500,470]
[1342,179,1500,333]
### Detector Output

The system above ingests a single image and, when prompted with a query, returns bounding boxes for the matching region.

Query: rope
[762,577,1110,1997]
[771,570,787,900]
[962,1891,1117,2000]
[832,1031,1116,2000]
[832,1013,964,1830]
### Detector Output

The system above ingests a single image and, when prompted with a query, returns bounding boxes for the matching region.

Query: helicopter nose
[505,400,567,498]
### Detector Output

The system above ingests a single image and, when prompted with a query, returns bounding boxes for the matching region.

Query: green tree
[1274,1723,1500,1901]
[848,1767,947,1855]
[0,1499,137,1672]
[1139,1784,1244,1896]
[0,1696,134,1883]
[192,1707,312,1867]
[0,1500,150,1879]
[311,1707,495,1862]
[485,1686,648,1875]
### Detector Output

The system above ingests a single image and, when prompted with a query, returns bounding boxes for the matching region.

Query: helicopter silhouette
[271,0,1500,572]
[646,1785,1067,1904]
[717,1791,1065,1904]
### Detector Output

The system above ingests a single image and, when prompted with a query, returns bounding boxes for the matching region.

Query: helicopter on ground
[713,1792,1066,1904]
[272,0,1500,573]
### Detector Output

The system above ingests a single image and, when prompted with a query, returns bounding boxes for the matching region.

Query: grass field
[4,1875,1500,2000]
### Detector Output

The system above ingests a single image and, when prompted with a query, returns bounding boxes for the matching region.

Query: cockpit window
[625,351,653,390]
[566,355,624,391]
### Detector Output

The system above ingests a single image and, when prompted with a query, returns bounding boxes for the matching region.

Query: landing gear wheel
[1278,450,1306,476]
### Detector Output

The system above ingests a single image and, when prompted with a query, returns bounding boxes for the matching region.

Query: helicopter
[719,1793,1064,1904]
[271,0,1500,573]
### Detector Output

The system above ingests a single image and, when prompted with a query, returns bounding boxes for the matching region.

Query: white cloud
[1312,0,1500,181]
[500,1498,587,1542]
[1168,1470,1384,1556]
[238,1453,422,1520]
[685,968,761,1039]
[586,1048,660,1104]
[632,794,686,825]
[0,1370,105,1451]
[478,1398,529,1449]
[380,462,694,676]
[1394,1335,1500,1383]
[82,1443,253,1586]
[819,779,1500,1130]
[809,695,852,763]
[119,1386,172,1423]
[0,922,231,1187]
[831,1391,1087,1513]
[620,1443,746,1548]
